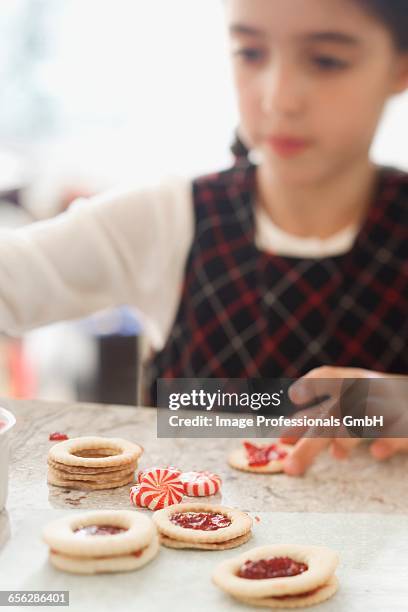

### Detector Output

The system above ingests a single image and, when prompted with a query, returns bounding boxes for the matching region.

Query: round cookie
[212,544,339,605]
[153,503,252,549]
[49,437,143,469]
[43,510,156,558]
[238,575,339,609]
[47,458,134,475]
[49,535,159,575]
[159,530,252,550]
[47,465,135,482]
[47,472,135,490]
[228,442,293,474]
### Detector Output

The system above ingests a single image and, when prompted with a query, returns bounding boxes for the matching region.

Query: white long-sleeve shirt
[0,176,357,350]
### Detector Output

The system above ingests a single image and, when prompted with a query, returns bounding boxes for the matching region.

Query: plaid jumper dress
[148,160,408,401]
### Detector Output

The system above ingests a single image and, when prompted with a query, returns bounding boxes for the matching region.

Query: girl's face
[227,0,408,185]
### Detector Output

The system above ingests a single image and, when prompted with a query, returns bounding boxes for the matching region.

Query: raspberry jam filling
[170,512,231,531]
[0,420,6,431]
[74,525,128,537]
[49,432,69,441]
[238,557,308,580]
[244,442,288,467]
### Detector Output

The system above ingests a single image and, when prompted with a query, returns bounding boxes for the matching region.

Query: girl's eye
[312,55,349,71]
[233,48,266,64]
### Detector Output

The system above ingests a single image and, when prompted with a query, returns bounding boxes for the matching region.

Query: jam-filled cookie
[228,441,293,474]
[153,503,253,550]
[43,510,158,574]
[213,544,339,608]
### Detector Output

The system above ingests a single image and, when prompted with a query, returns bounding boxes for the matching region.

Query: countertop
[1,398,407,611]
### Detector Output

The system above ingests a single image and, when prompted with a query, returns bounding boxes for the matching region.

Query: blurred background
[0,0,407,405]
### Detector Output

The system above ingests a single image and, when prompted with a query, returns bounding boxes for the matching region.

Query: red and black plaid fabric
[148,160,408,399]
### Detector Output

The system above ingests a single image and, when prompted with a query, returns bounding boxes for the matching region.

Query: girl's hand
[282,437,408,476]
[280,366,408,476]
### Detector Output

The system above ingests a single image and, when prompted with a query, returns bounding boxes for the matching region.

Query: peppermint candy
[181,471,222,497]
[137,465,181,483]
[129,483,144,508]
[130,467,184,510]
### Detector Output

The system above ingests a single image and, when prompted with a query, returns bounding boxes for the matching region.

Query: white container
[0,407,16,511]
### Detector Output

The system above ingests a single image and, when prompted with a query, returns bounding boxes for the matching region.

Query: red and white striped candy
[130,467,184,510]
[129,484,144,508]
[137,465,181,483]
[180,471,222,497]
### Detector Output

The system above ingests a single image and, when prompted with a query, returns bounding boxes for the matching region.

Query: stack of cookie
[43,510,159,574]
[153,503,253,550]
[47,436,143,490]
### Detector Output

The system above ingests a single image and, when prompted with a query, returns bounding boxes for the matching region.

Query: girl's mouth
[267,135,311,157]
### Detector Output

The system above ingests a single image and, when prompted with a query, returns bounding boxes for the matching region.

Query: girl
[0,0,407,473]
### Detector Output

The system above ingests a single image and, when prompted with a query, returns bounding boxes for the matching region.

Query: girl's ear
[392,53,408,94]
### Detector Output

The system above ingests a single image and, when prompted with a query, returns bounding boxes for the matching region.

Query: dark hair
[353,0,408,50]
[230,131,250,161]
[230,0,408,161]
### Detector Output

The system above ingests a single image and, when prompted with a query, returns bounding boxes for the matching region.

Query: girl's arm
[0,177,193,345]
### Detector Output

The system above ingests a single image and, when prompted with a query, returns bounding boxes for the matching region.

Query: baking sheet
[0,510,407,612]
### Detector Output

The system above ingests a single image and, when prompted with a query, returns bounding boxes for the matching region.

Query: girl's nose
[260,60,306,117]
